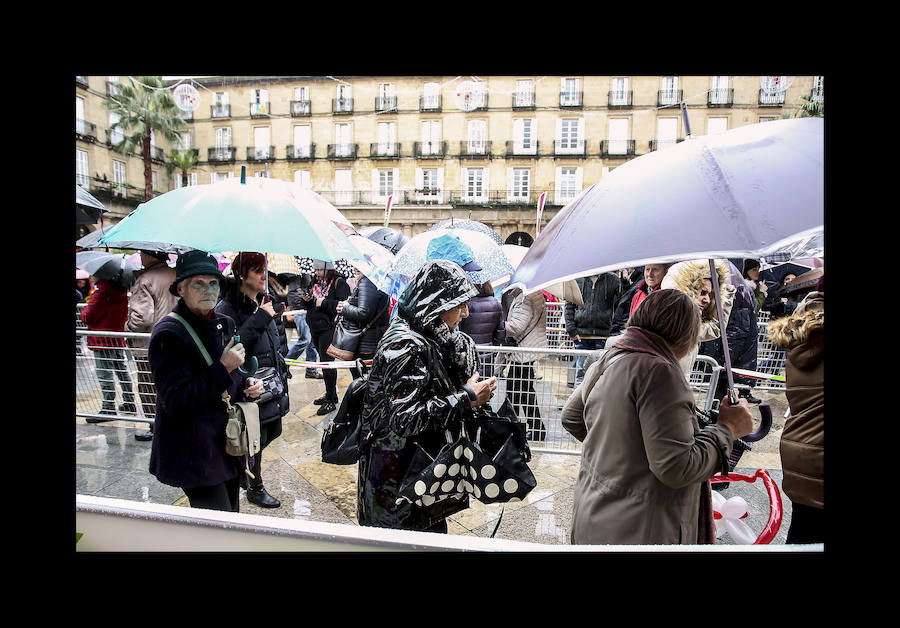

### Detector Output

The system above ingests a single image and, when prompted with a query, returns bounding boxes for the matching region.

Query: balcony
[413,141,447,158]
[759,89,785,106]
[290,100,311,116]
[332,98,354,114]
[600,140,636,157]
[608,91,633,108]
[75,119,97,141]
[404,188,444,205]
[106,81,121,97]
[327,143,358,160]
[370,142,401,159]
[419,95,442,112]
[247,146,276,162]
[211,104,231,118]
[458,141,491,159]
[286,143,315,161]
[105,128,125,147]
[559,91,583,108]
[208,146,237,163]
[462,93,488,111]
[249,102,270,117]
[657,89,683,107]
[649,138,684,152]
[150,146,165,163]
[76,76,89,89]
[708,88,734,107]
[375,96,398,113]
[553,139,586,157]
[512,92,536,109]
[505,140,540,157]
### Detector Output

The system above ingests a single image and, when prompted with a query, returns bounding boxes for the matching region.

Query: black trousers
[183,475,241,512]
[310,328,338,401]
[506,362,546,434]
[787,502,825,544]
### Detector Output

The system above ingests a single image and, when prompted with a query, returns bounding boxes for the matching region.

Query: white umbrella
[496,244,584,306]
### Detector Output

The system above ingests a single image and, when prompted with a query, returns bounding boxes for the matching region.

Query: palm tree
[794,93,824,118]
[104,76,188,201]
[166,148,199,188]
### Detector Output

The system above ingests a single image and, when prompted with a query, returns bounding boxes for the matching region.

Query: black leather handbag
[321,361,371,464]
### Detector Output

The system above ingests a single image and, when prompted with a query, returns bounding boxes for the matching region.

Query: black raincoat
[357,259,479,531]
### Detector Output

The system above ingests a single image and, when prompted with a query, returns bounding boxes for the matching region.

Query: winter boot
[246,456,280,508]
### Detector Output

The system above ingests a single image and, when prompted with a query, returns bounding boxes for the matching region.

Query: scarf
[425,318,476,385]
[312,278,333,301]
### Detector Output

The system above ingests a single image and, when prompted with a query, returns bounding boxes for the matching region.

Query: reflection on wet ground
[75,365,792,546]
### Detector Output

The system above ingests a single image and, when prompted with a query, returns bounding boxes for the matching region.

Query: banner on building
[384,194,393,227]
[536,191,547,235]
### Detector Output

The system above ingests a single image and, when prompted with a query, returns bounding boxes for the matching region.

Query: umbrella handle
[231,334,258,376]
[743,402,772,443]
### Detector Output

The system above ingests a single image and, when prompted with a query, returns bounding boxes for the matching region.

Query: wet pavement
[75,364,795,547]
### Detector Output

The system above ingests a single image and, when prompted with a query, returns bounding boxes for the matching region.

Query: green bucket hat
[169,250,225,296]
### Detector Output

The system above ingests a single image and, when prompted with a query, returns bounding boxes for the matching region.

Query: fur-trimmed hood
[767,291,824,353]
[660,259,731,323]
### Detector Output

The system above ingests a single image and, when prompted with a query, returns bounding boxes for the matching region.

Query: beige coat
[561,329,733,545]
[503,289,547,363]
[125,260,178,349]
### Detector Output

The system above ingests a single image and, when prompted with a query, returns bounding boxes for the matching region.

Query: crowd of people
[77,234,823,545]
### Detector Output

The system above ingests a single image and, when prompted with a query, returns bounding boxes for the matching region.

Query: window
[557,118,583,153]
[515,79,534,107]
[109,111,123,145]
[656,118,678,150]
[377,83,396,111]
[416,167,443,203]
[250,89,269,115]
[514,118,537,154]
[335,123,352,157]
[294,170,311,188]
[561,78,580,105]
[334,169,353,205]
[710,76,730,104]
[377,122,396,154]
[372,168,397,200]
[470,81,487,108]
[660,76,679,105]
[811,76,824,102]
[508,168,531,202]
[176,130,193,151]
[611,77,629,105]
[422,82,440,109]
[420,120,441,155]
[213,91,229,116]
[76,149,89,188]
[556,166,582,203]
[760,76,788,104]
[113,159,127,197]
[293,125,311,158]
[292,86,310,115]
[211,172,233,184]
[336,84,352,112]
[608,118,629,155]
[253,127,270,159]
[467,120,486,154]
[706,117,728,136]
[463,167,488,201]
[174,172,198,189]
[76,97,85,134]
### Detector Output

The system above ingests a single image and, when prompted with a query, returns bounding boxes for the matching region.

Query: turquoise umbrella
[98,169,364,264]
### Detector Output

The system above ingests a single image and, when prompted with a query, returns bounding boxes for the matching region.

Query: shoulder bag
[327,301,389,361]
[166,312,261,480]
[321,359,372,464]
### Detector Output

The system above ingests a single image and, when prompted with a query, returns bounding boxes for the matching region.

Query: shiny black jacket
[357,260,478,531]
[148,300,244,489]
[339,275,390,356]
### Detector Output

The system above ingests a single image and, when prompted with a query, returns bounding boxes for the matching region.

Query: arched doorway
[505,231,533,247]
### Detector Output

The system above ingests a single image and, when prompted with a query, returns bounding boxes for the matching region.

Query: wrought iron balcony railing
[419,95,442,112]
[211,104,230,118]
[758,89,785,106]
[150,146,165,162]
[332,98,354,114]
[458,141,491,158]
[657,89,683,106]
[370,142,401,158]
[608,90,633,108]
[327,143,358,159]
[707,88,734,107]
[286,143,315,160]
[553,139,586,156]
[600,139,636,157]
[247,146,276,161]
[76,119,97,140]
[505,140,540,157]
[648,138,684,152]
[291,100,311,116]
[512,92,536,109]
[249,102,270,117]
[413,141,447,158]
[375,96,398,112]
[208,146,237,162]
[106,81,121,97]
[559,91,583,107]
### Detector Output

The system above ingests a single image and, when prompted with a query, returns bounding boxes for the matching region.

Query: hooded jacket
[661,259,736,377]
[767,291,824,509]
[561,326,733,545]
[564,273,626,338]
[357,260,479,531]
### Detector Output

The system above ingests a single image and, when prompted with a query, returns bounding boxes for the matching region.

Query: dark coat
[148,299,244,489]
[564,273,626,338]
[699,281,758,375]
[609,272,646,335]
[306,275,352,335]
[266,278,290,356]
[458,295,505,346]
[357,260,478,531]
[285,274,314,312]
[339,275,390,356]
[214,283,291,428]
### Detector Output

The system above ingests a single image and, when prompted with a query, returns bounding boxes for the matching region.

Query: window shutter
[371,169,379,200]
[507,168,515,202]
[482,168,490,201]
[554,166,562,200]
[575,167,583,192]
[392,168,399,195]
[437,168,444,203]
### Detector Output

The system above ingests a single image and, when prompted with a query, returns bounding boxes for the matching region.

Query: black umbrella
[75,185,108,225]
[363,226,410,255]
[780,267,823,295]
[76,224,191,254]
[761,259,822,286]
[75,251,139,287]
